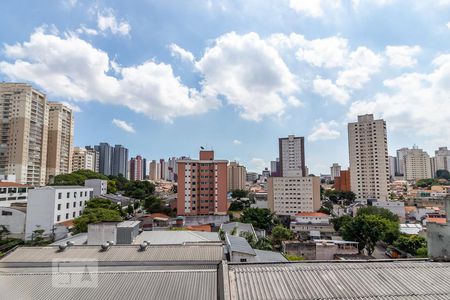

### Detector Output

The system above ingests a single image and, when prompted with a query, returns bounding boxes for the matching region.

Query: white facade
[433,147,450,176]
[404,147,431,181]
[268,176,321,216]
[84,179,107,197]
[373,201,405,220]
[25,186,93,240]
[279,135,305,177]
[348,114,390,202]
[294,213,331,224]
[330,163,341,180]
[0,183,28,207]
[388,156,397,179]
[0,206,26,234]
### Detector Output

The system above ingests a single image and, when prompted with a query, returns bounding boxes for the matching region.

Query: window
[66,203,69,209]
[58,193,62,199]
[67,192,70,198]
[57,215,61,222]
[74,192,77,198]
[57,204,61,210]
[1,210,12,216]
[65,213,69,219]
[73,212,76,218]
[73,202,76,208]
[240,258,247,262]
[79,201,82,206]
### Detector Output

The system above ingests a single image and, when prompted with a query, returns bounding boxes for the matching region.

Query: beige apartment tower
[72,147,98,172]
[404,147,431,181]
[46,103,74,181]
[348,114,389,201]
[0,83,49,186]
[227,161,247,191]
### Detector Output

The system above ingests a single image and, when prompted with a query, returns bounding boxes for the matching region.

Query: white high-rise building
[0,83,49,186]
[432,147,450,177]
[149,160,161,181]
[278,135,306,177]
[404,147,431,181]
[348,114,389,201]
[330,163,341,180]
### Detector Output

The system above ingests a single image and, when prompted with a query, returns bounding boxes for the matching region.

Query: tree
[53,170,108,186]
[271,225,294,247]
[229,201,245,211]
[436,169,450,180]
[331,215,352,232]
[108,174,129,191]
[357,206,399,222]
[143,195,173,216]
[394,235,427,255]
[239,208,276,231]
[127,204,134,215]
[31,228,46,245]
[73,208,122,233]
[123,181,155,199]
[107,180,118,194]
[231,189,248,199]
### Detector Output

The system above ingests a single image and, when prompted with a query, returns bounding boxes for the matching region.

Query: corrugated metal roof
[228,261,450,300]
[0,244,223,266]
[133,230,220,245]
[221,222,255,235]
[0,269,217,300]
[253,250,288,262]
[226,234,255,256]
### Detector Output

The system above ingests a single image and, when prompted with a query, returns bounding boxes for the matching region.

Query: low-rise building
[0,182,29,207]
[88,221,141,245]
[25,186,93,240]
[372,201,405,220]
[84,179,107,197]
[282,239,359,260]
[290,212,334,239]
[225,233,287,263]
[0,204,26,236]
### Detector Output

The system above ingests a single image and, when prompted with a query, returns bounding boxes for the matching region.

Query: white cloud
[249,158,268,172]
[169,43,195,62]
[296,36,349,68]
[232,139,242,145]
[97,10,131,36]
[308,120,341,141]
[196,32,299,121]
[76,25,98,36]
[385,45,421,67]
[112,119,135,133]
[347,53,450,139]
[313,77,350,104]
[60,101,82,112]
[288,0,341,18]
[447,22,450,29]
[0,28,218,122]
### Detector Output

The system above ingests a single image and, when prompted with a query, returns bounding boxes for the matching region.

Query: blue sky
[1,0,450,174]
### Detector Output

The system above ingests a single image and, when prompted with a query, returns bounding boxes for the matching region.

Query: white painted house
[84,179,108,197]
[25,186,93,240]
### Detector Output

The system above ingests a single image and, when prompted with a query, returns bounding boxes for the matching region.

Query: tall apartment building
[334,170,351,192]
[85,146,99,172]
[388,156,397,179]
[348,114,389,201]
[396,147,409,176]
[160,159,170,180]
[177,150,228,216]
[403,147,431,181]
[112,144,128,177]
[279,135,306,177]
[270,158,280,177]
[0,83,48,186]
[46,103,74,181]
[130,155,145,181]
[330,163,341,180]
[268,176,321,216]
[227,161,247,191]
[149,160,161,181]
[95,143,113,176]
[432,147,450,177]
[72,147,98,172]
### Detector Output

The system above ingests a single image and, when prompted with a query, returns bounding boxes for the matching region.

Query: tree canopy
[356,206,399,222]
[239,208,276,231]
[271,225,294,246]
[73,198,123,233]
[53,169,109,186]
[231,189,249,199]
[123,181,155,199]
[394,235,427,256]
[143,195,174,216]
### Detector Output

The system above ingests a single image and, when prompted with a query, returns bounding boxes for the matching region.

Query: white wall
[0,207,26,234]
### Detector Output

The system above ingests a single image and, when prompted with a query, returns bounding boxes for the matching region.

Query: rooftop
[295,212,330,217]
[0,182,29,187]
[228,261,450,300]
[133,230,221,245]
[226,234,255,256]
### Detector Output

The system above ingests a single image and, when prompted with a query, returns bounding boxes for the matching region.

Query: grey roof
[221,222,256,236]
[228,261,450,300]
[0,244,224,267]
[38,185,92,190]
[134,230,220,245]
[226,234,255,256]
[117,220,140,228]
[50,233,88,246]
[0,269,217,300]
[253,250,288,262]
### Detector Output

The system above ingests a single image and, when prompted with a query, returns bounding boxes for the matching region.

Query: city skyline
[1,1,450,174]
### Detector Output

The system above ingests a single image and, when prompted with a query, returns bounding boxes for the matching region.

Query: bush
[285,254,304,261]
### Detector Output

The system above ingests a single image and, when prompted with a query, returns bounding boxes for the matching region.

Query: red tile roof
[426,217,447,224]
[296,212,329,217]
[0,182,29,187]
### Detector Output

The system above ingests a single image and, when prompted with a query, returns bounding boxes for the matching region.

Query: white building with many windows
[24,186,93,240]
[268,176,321,216]
[0,182,29,207]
